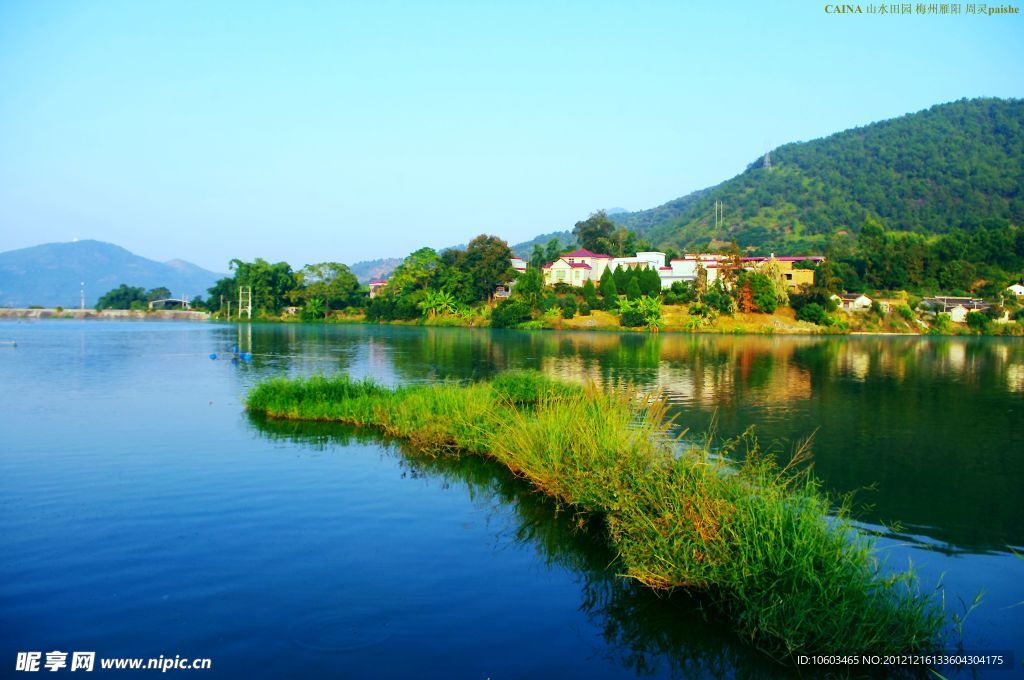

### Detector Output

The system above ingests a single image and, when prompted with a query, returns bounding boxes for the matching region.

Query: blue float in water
[231,344,238,354]
[242,353,253,362]
[209,353,217,360]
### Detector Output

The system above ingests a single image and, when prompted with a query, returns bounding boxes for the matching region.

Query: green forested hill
[617,98,1023,253]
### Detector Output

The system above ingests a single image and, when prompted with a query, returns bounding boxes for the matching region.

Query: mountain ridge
[0,240,225,308]
[613,97,1023,253]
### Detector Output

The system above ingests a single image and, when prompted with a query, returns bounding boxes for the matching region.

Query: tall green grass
[246,370,945,661]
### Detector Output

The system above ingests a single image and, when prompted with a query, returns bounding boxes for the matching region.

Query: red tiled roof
[659,266,672,270]
[569,263,592,269]
[369,280,388,285]
[562,248,612,259]
[741,256,826,262]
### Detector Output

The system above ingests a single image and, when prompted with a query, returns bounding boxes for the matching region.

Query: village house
[921,296,990,323]
[661,254,725,289]
[542,248,612,287]
[1006,283,1024,297]
[831,293,873,311]
[741,255,823,290]
[609,251,666,272]
[368,280,388,298]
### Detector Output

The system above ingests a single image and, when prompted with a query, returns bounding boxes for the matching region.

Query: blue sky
[0,1,1021,272]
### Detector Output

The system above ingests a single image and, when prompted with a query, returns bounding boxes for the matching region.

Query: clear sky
[0,1,1021,272]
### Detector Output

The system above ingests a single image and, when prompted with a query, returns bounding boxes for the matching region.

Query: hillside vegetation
[615,98,1023,254]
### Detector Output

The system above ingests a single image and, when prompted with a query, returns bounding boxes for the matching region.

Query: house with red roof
[542,248,612,287]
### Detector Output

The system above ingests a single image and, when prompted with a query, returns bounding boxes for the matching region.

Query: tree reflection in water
[247,414,791,679]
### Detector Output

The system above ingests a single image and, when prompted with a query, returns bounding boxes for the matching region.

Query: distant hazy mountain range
[0,240,224,308]
[349,231,580,283]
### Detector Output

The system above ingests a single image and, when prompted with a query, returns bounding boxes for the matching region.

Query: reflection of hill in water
[234,325,1024,553]
[246,415,793,679]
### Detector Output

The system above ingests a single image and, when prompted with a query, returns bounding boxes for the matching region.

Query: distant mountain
[349,257,405,284]
[0,240,224,308]
[612,98,1024,253]
[508,231,576,259]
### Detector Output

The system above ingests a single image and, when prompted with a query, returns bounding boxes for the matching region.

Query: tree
[693,264,709,301]
[797,303,828,325]
[581,280,600,309]
[704,279,735,314]
[491,299,532,328]
[613,265,632,293]
[559,297,577,319]
[718,241,743,291]
[437,248,475,303]
[600,226,652,258]
[738,280,755,313]
[514,267,544,307]
[544,238,563,265]
[572,211,615,253]
[639,267,662,297]
[530,244,546,269]
[386,248,441,298]
[418,289,457,318]
[619,297,663,331]
[229,258,297,315]
[759,259,790,308]
[625,277,642,301]
[299,262,360,312]
[146,287,172,303]
[207,277,237,313]
[599,268,618,306]
[302,297,326,320]
[96,284,147,310]
[464,234,514,301]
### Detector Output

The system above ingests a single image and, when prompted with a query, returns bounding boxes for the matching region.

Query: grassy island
[246,370,944,663]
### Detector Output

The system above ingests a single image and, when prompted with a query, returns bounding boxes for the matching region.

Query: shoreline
[3,308,1019,338]
[0,308,210,321]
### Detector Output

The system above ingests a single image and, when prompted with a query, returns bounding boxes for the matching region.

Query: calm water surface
[2,321,1022,678]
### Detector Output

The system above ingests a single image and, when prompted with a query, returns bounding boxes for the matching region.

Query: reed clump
[246,370,944,661]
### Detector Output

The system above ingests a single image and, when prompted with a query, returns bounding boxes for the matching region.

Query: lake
[2,320,1022,678]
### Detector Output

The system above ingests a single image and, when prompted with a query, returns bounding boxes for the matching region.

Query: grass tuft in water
[245,370,945,661]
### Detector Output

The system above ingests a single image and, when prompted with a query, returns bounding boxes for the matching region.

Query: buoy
[242,352,252,362]
[231,344,238,353]
[209,353,217,360]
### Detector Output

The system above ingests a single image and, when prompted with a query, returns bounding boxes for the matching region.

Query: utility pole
[237,286,252,320]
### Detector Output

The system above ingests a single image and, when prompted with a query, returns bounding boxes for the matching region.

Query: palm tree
[418,289,457,318]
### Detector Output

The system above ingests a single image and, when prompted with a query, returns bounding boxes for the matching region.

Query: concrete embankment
[0,308,210,321]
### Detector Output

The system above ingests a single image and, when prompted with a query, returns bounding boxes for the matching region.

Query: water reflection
[247,415,797,679]
[227,325,1023,552]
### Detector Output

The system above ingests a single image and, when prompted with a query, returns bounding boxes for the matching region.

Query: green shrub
[491,299,533,328]
[559,297,577,319]
[797,303,827,325]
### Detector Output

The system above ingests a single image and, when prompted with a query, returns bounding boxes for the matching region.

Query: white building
[831,293,873,311]
[542,248,612,287]
[659,255,724,289]
[1007,283,1024,297]
[542,248,737,289]
[610,251,666,272]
